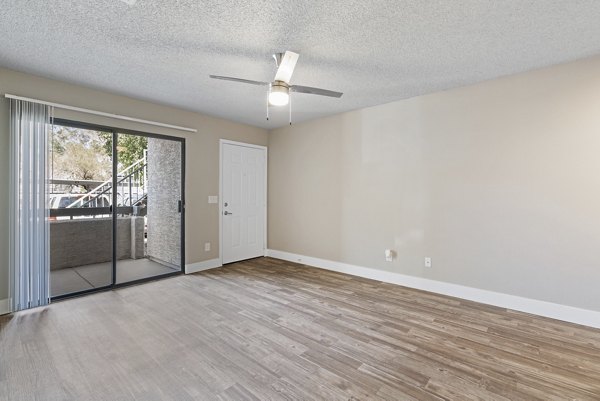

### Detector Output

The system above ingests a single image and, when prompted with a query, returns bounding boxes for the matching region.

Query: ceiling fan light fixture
[269,83,289,106]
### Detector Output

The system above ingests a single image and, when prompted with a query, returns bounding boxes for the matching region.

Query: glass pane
[49,125,113,297]
[115,133,181,284]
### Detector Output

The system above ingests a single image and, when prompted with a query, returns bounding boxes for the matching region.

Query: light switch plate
[208,196,218,204]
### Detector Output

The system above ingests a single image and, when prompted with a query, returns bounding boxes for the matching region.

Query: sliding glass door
[115,133,184,284]
[49,120,185,299]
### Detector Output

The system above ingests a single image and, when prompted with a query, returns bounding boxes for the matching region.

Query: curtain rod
[4,94,197,133]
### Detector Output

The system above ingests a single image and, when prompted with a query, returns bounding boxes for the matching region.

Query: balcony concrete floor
[51,258,179,297]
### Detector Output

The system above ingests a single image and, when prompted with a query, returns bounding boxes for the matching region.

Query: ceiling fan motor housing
[271,80,289,91]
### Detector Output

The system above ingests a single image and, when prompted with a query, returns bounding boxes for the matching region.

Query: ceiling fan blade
[209,75,270,86]
[291,85,343,98]
[274,51,299,84]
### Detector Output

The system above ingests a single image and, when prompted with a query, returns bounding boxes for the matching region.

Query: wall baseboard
[0,298,9,316]
[185,258,222,274]
[266,249,600,329]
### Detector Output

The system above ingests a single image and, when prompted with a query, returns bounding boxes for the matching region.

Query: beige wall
[0,67,268,300]
[268,56,600,312]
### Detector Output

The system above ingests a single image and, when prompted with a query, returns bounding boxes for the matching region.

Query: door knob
[224,211,233,215]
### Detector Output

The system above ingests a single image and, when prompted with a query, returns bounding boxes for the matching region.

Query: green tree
[58,142,111,181]
[98,132,147,169]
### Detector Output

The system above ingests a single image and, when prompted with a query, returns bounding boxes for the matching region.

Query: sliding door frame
[51,118,186,300]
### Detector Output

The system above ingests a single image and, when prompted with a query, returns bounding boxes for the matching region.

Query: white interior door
[221,142,266,264]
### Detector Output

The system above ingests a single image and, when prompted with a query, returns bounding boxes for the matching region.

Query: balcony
[49,207,179,296]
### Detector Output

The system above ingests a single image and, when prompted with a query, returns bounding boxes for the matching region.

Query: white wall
[268,55,600,312]
[0,67,268,301]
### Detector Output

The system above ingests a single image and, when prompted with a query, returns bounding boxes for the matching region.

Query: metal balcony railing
[49,206,136,218]
[65,155,148,209]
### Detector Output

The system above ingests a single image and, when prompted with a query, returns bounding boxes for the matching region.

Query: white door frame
[219,139,268,266]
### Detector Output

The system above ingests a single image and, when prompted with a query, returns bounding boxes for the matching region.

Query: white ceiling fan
[210,51,343,124]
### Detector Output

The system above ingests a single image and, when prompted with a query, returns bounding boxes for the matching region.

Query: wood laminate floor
[1,257,600,400]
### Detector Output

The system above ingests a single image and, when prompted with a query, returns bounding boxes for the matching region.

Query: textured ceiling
[1,1,600,129]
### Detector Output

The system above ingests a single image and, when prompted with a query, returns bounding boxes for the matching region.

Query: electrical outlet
[204,242,211,252]
[424,257,432,267]
[385,249,394,262]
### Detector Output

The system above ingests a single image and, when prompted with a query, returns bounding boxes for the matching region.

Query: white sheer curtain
[9,99,52,312]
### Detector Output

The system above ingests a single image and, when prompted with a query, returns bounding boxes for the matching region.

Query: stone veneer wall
[146,138,181,268]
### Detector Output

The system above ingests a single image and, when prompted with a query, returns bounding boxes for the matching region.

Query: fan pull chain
[266,90,270,121]
[289,91,292,125]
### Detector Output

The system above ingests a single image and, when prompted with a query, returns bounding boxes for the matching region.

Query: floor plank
[2,257,600,400]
